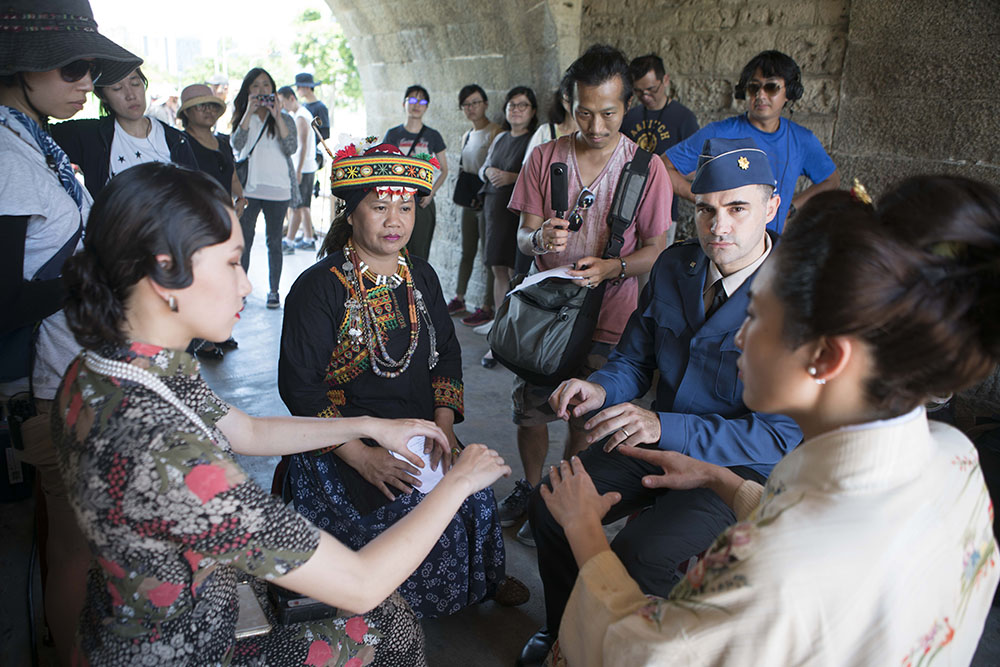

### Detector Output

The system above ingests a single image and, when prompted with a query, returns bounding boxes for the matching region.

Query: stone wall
[835,0,1000,196]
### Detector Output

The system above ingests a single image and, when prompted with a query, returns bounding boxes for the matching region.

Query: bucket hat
[0,0,142,84]
[294,72,320,88]
[178,84,225,114]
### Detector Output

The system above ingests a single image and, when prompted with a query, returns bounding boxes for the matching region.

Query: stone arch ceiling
[325,0,582,142]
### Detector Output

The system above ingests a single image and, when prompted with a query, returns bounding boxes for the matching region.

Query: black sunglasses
[60,59,102,84]
[745,81,783,97]
[567,187,595,232]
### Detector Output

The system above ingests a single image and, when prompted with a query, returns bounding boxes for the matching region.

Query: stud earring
[168,295,178,312]
[808,366,826,385]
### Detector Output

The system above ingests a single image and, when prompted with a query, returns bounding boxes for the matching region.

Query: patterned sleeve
[146,427,320,579]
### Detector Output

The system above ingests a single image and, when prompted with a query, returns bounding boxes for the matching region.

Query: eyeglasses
[193,102,221,112]
[60,59,102,84]
[567,187,595,232]
[745,81,783,97]
[634,80,663,97]
[507,101,532,111]
[406,97,429,106]
[460,99,484,109]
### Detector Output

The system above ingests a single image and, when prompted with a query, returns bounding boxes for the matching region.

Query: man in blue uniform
[517,137,803,666]
[663,50,839,233]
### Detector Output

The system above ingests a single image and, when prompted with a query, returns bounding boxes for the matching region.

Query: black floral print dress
[51,342,425,666]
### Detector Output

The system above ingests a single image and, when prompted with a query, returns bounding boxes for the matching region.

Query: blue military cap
[690,137,776,194]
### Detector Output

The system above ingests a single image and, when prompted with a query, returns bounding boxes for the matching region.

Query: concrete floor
[3,219,1000,665]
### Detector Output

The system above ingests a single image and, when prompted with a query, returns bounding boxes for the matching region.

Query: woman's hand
[336,440,423,501]
[566,256,619,289]
[240,96,259,129]
[540,456,620,530]
[444,444,510,495]
[618,447,741,500]
[364,417,449,471]
[485,167,517,188]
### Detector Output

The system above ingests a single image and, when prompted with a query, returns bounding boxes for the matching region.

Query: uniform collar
[704,231,772,300]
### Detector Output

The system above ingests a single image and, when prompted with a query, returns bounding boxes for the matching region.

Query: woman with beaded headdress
[278,140,528,617]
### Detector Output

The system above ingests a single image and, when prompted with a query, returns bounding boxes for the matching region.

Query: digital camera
[256,93,275,105]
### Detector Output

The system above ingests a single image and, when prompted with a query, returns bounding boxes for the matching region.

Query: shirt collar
[704,231,772,299]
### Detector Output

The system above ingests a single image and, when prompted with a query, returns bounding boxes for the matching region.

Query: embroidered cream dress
[554,408,998,666]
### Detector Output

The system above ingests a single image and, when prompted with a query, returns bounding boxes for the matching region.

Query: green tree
[292,9,362,109]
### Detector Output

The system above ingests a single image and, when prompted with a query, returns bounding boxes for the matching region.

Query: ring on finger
[621,427,630,438]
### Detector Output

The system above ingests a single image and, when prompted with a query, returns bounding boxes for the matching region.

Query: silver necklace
[83,350,217,444]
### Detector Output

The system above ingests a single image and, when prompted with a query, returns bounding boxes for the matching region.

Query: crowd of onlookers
[4,1,1000,666]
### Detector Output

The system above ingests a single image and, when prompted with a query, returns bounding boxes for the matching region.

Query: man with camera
[663,50,839,233]
[517,137,803,665]
[497,45,672,548]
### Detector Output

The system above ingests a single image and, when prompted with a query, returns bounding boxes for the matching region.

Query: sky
[90,0,334,88]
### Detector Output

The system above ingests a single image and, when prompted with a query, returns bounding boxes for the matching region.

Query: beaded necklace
[342,241,438,378]
[83,350,218,444]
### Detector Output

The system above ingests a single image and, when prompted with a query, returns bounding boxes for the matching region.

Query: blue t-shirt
[665,113,836,233]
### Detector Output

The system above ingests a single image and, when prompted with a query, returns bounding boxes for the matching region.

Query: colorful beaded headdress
[330,137,438,205]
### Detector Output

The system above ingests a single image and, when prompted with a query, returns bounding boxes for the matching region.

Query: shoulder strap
[549,122,556,140]
[603,148,653,259]
[246,122,267,158]
[406,126,427,157]
[459,129,471,167]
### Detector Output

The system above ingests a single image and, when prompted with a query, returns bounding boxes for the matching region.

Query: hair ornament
[850,178,873,206]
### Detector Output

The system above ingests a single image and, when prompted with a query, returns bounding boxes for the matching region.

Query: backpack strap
[603,148,653,259]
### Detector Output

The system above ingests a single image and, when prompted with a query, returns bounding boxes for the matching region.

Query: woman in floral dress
[51,162,511,665]
[278,142,525,618]
[542,177,1000,666]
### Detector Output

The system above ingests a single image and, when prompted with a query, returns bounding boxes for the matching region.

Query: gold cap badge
[737,156,750,170]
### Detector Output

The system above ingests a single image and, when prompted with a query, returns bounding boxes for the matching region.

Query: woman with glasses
[178,83,244,360]
[447,84,500,324]
[51,67,199,199]
[383,85,449,260]
[477,86,539,368]
[0,2,141,661]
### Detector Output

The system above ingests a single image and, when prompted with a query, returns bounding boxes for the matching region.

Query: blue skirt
[287,450,506,618]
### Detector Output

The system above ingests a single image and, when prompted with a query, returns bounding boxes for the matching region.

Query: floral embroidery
[901,617,955,667]
[951,453,979,472]
[432,376,464,417]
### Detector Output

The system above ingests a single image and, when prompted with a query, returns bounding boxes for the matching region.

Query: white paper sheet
[506,265,580,297]
[389,436,445,493]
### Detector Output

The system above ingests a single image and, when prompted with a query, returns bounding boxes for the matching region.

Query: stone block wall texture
[326,0,1000,294]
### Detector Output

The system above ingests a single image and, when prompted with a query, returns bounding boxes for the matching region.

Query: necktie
[706,279,728,319]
